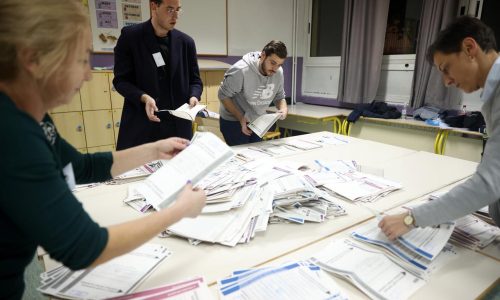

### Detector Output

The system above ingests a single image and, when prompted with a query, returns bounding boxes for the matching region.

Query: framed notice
[88,0,150,53]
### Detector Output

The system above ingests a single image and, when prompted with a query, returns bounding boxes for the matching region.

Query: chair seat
[263,131,281,140]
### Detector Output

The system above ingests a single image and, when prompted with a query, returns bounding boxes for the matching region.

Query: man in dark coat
[113,0,202,149]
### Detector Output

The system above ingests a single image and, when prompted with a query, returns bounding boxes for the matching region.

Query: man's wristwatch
[403,211,416,229]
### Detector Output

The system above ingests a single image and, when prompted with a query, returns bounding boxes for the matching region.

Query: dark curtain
[411,0,461,109]
[337,0,390,104]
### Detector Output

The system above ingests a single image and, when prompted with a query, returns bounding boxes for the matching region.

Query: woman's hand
[170,183,206,218]
[154,137,190,160]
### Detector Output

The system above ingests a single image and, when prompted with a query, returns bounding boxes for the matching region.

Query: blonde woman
[0,1,206,298]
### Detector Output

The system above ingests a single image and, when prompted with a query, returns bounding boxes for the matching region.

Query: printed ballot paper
[136,132,234,210]
[247,113,281,138]
[155,103,206,121]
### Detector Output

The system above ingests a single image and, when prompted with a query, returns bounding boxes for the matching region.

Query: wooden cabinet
[87,145,115,154]
[51,92,82,113]
[109,73,124,109]
[200,70,225,113]
[49,71,123,153]
[112,108,123,144]
[197,60,230,139]
[80,72,111,110]
[50,112,86,150]
[50,63,228,153]
[82,110,115,148]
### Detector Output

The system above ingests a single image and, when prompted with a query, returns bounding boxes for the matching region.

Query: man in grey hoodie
[218,40,288,146]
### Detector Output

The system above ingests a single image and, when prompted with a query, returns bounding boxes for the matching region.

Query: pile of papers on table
[306,159,402,203]
[217,261,348,300]
[38,244,171,299]
[351,219,457,278]
[107,276,213,300]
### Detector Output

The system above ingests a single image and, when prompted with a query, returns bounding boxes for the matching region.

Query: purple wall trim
[90,53,114,69]
[90,53,295,98]
[90,53,396,111]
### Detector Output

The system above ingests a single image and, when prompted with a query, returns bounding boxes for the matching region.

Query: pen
[360,204,384,221]
[314,159,330,171]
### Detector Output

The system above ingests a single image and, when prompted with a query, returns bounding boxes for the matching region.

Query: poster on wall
[88,0,150,53]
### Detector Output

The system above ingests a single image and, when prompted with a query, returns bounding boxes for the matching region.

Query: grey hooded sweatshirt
[218,51,285,122]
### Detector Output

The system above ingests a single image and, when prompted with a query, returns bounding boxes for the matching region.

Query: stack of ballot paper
[217,262,348,300]
[196,158,257,207]
[38,244,171,299]
[107,277,214,300]
[114,160,164,182]
[298,131,349,146]
[427,192,500,248]
[160,156,270,246]
[167,193,264,247]
[235,139,323,160]
[310,239,427,300]
[450,214,500,249]
[473,206,496,225]
[123,184,152,213]
[270,174,346,224]
[306,160,402,203]
[162,158,348,246]
[351,220,457,278]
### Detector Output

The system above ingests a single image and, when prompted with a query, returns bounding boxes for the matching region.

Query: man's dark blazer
[113,20,202,150]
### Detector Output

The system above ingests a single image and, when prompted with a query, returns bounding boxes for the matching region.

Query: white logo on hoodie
[253,83,275,101]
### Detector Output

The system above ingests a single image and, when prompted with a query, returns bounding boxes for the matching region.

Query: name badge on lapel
[62,163,76,190]
[152,52,166,67]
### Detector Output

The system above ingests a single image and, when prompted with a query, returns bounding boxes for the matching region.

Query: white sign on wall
[88,0,150,53]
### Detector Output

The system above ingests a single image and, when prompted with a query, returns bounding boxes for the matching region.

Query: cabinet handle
[106,123,112,129]
[115,121,120,128]
[76,125,83,132]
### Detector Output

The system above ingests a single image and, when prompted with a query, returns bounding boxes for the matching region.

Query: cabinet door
[83,110,115,148]
[207,100,220,112]
[205,71,225,102]
[80,72,111,110]
[108,73,124,109]
[199,71,207,104]
[112,108,123,144]
[50,112,87,149]
[50,92,82,113]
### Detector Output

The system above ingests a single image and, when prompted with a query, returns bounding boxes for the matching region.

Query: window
[383,0,422,55]
[309,0,344,57]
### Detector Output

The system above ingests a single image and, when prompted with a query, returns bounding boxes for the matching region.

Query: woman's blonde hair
[0,0,89,85]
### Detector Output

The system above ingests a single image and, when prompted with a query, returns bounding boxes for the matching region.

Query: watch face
[404,215,413,226]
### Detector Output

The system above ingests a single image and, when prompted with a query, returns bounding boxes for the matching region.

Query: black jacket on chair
[347,101,402,122]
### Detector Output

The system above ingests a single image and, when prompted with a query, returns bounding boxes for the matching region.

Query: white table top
[42,132,496,299]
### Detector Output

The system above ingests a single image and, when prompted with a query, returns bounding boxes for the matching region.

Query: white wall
[227,0,294,56]
[462,89,483,111]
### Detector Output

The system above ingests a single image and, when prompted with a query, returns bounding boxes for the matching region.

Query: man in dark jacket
[113,0,202,149]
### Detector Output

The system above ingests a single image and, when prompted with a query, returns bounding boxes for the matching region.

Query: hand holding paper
[155,103,206,121]
[247,113,281,138]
